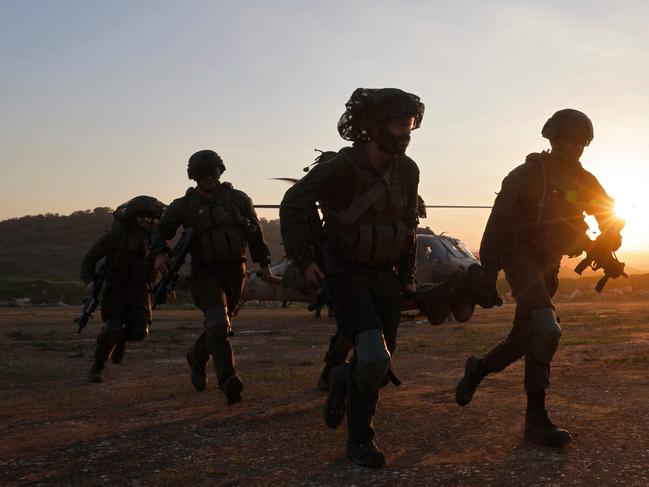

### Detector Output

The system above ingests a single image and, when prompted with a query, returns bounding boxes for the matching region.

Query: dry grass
[1,302,649,485]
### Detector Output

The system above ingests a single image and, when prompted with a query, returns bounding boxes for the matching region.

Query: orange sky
[0,2,647,266]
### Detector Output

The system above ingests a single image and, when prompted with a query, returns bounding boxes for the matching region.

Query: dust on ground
[1,301,649,486]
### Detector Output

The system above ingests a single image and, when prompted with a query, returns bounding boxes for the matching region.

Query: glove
[474,271,502,309]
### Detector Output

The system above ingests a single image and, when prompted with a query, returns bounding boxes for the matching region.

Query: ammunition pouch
[196,203,247,264]
[198,229,246,264]
[107,232,152,287]
[330,222,415,266]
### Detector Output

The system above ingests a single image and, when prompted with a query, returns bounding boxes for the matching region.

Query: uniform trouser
[324,331,354,368]
[189,263,245,384]
[483,254,560,392]
[331,268,401,444]
[94,304,150,361]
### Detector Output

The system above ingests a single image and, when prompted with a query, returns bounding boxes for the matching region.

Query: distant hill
[0,208,285,280]
[560,256,645,278]
[471,252,645,278]
[2,209,645,280]
[0,208,114,279]
[1,209,648,305]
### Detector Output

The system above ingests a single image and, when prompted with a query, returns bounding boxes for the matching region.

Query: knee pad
[529,307,562,364]
[205,306,230,339]
[124,323,149,341]
[352,329,391,394]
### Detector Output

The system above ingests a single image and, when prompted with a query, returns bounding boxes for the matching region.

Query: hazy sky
[1,1,648,254]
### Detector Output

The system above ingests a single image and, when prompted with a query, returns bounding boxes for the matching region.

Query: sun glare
[612,192,649,251]
[583,190,647,258]
[586,154,649,252]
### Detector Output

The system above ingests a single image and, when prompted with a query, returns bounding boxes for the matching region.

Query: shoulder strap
[185,187,201,216]
[216,182,234,205]
[535,157,548,225]
[337,156,395,226]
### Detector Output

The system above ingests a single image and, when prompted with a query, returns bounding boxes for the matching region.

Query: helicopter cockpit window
[452,239,476,258]
[418,238,448,261]
[439,238,473,259]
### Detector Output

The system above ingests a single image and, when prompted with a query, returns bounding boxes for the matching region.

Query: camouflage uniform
[151,152,271,403]
[281,88,423,466]
[81,196,164,382]
[480,150,616,390]
[456,109,622,446]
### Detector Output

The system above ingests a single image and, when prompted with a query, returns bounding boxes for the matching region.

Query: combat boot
[89,359,105,383]
[186,350,207,391]
[323,364,349,428]
[220,373,244,405]
[111,339,126,364]
[455,355,485,406]
[346,440,386,468]
[524,409,572,447]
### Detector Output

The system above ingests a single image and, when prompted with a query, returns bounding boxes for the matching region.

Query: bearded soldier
[280,88,423,467]
[82,196,166,383]
[152,150,273,405]
[455,109,624,446]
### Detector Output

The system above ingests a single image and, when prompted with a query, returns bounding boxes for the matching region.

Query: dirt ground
[1,300,649,486]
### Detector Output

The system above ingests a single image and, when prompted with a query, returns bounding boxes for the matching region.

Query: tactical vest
[107,226,153,288]
[188,184,249,264]
[525,155,590,257]
[323,155,415,265]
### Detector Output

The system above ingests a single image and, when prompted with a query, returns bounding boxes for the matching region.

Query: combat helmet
[337,88,425,142]
[187,150,226,180]
[113,196,166,222]
[541,109,594,146]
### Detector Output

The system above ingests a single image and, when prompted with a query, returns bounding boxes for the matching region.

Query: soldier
[152,150,273,405]
[82,196,166,383]
[317,195,429,391]
[280,88,423,467]
[455,109,623,446]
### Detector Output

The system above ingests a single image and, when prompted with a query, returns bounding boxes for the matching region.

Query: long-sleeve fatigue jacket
[280,144,419,286]
[151,184,271,267]
[480,151,617,278]
[80,223,155,320]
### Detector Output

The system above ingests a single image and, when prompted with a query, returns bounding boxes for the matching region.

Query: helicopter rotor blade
[253,204,492,209]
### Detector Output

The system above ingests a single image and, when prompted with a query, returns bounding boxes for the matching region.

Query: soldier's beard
[376,126,410,155]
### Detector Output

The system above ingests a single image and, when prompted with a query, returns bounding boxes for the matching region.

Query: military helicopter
[242,203,488,323]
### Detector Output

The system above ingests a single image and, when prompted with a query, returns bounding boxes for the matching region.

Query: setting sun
[613,192,649,251]
[584,151,649,253]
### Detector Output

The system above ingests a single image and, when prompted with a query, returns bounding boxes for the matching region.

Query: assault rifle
[152,228,195,309]
[574,223,627,292]
[75,262,108,333]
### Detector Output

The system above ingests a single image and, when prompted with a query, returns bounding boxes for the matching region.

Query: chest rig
[530,156,590,257]
[108,227,153,288]
[188,184,248,264]
[323,156,414,265]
